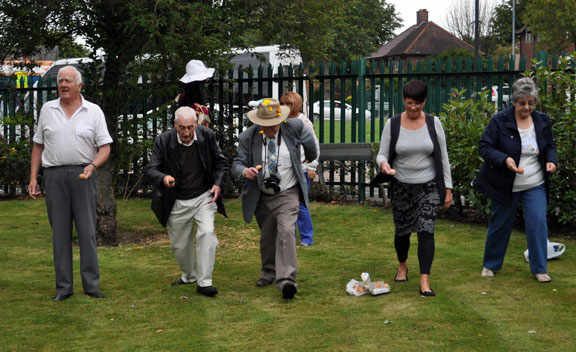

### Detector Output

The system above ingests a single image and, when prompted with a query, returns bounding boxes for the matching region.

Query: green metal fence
[2,52,557,199]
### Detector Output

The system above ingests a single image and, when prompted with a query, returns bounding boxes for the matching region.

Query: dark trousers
[44,166,100,295]
[394,232,435,275]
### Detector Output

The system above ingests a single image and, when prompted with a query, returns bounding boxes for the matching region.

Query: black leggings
[394,231,435,275]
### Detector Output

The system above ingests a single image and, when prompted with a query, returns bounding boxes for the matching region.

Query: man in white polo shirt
[28,66,112,302]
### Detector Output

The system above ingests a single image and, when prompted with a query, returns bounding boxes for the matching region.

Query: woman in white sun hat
[175,60,215,127]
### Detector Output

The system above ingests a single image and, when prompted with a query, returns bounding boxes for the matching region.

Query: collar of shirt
[176,131,197,147]
[51,95,88,114]
[262,131,279,145]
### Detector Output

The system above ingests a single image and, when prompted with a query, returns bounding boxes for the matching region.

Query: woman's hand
[444,189,452,209]
[380,161,396,175]
[546,162,557,173]
[505,157,524,174]
[307,169,316,179]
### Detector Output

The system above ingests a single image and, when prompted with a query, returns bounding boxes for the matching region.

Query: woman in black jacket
[473,77,557,283]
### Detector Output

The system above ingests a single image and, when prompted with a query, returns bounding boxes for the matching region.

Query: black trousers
[394,231,435,275]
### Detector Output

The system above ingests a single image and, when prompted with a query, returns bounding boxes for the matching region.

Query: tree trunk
[96,159,118,245]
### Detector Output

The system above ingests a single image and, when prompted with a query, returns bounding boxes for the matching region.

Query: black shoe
[394,268,408,282]
[197,286,218,297]
[171,278,194,286]
[53,293,73,301]
[256,278,273,287]
[85,291,105,299]
[282,283,297,300]
[420,289,436,297]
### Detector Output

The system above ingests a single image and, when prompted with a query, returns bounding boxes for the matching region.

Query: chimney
[417,9,428,25]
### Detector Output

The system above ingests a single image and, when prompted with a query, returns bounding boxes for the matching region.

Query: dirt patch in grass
[116,231,169,245]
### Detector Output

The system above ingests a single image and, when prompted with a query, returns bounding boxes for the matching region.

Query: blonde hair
[280,92,303,118]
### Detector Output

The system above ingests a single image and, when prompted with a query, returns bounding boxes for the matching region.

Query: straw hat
[247,98,290,126]
[179,60,215,83]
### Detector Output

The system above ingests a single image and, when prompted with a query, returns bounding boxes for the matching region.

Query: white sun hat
[179,60,215,83]
[524,240,566,262]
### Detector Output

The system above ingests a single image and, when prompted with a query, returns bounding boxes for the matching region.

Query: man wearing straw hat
[231,98,317,300]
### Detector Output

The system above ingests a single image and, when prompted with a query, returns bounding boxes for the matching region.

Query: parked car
[311,100,371,121]
[487,85,510,107]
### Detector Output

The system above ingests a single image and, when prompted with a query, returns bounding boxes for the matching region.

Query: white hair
[511,77,539,103]
[174,106,198,124]
[57,66,83,85]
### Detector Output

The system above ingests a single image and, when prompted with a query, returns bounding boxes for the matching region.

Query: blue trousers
[296,172,314,245]
[483,184,548,274]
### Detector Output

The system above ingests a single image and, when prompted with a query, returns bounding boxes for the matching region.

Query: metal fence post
[357,58,366,201]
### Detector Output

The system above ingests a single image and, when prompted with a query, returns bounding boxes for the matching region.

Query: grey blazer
[231,119,318,223]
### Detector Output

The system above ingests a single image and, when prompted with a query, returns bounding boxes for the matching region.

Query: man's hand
[208,185,221,203]
[79,164,96,180]
[546,162,557,173]
[163,175,175,188]
[242,166,261,180]
[28,179,41,199]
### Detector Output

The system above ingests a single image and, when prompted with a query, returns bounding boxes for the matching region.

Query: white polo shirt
[33,96,113,167]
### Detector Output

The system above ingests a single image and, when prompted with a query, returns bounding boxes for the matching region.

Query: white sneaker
[481,267,494,277]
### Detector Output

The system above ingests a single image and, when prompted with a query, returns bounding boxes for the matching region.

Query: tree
[1,0,236,244]
[491,0,529,49]
[230,0,401,64]
[524,0,576,53]
[331,0,401,61]
[445,0,499,55]
[0,1,79,62]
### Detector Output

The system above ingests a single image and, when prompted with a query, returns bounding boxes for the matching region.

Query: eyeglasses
[404,101,423,107]
[516,100,536,106]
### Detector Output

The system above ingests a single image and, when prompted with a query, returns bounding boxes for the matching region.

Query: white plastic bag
[524,240,566,262]
[346,279,369,296]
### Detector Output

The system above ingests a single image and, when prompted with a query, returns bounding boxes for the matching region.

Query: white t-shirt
[33,96,113,167]
[513,124,544,192]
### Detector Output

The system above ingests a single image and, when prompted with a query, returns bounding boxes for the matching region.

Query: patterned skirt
[390,179,440,236]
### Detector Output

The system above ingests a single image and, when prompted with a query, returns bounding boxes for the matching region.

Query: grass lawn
[1,198,575,351]
[313,118,384,144]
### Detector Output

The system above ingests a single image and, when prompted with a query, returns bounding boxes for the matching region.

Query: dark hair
[402,80,427,103]
[178,81,206,108]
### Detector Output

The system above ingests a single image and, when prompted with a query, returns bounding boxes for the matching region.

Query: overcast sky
[387,0,452,34]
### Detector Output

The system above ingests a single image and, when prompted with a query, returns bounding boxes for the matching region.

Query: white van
[229,45,308,110]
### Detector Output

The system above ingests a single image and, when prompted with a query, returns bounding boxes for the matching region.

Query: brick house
[516,26,575,60]
[368,9,475,70]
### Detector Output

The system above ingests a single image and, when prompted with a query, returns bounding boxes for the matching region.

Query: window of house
[526,31,534,43]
